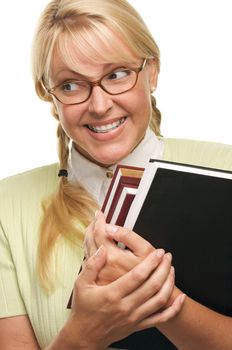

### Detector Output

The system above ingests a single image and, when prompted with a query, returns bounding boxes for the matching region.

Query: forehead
[50,27,139,79]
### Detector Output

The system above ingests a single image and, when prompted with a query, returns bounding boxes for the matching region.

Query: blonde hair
[32,0,162,287]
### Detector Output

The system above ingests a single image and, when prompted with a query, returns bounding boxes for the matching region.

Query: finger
[107,249,165,296]
[94,210,106,228]
[84,222,98,258]
[94,211,117,249]
[133,265,175,320]
[125,253,173,307]
[78,245,107,285]
[136,293,186,330]
[105,224,154,257]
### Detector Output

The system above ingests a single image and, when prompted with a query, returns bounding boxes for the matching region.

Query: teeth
[88,117,126,133]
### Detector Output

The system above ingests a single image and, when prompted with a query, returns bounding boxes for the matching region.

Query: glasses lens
[54,81,91,104]
[102,69,137,94]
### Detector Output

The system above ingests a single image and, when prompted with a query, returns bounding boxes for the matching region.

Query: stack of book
[104,159,232,349]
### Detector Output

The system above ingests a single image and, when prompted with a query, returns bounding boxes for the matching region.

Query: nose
[88,86,113,116]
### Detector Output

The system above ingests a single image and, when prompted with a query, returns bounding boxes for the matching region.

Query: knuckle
[82,258,94,273]
[117,301,136,322]
[118,303,130,317]
[126,313,138,325]
[155,293,169,309]
[131,267,145,281]
[103,290,119,305]
[143,242,154,256]
[151,279,162,293]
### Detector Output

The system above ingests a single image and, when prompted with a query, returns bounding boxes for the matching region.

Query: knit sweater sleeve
[0,218,26,316]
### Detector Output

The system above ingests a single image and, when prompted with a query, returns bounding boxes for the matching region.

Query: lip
[84,116,126,128]
[84,116,128,141]
[86,117,126,133]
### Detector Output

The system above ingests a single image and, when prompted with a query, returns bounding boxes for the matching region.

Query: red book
[102,164,144,225]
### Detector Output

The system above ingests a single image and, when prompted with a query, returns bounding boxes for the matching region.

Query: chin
[93,153,126,167]
[83,143,134,166]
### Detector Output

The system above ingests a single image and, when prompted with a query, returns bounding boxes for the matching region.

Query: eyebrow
[52,61,139,83]
[53,68,87,82]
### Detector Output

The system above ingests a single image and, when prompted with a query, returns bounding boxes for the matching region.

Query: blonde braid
[38,124,98,289]
[57,124,70,169]
[150,95,162,136]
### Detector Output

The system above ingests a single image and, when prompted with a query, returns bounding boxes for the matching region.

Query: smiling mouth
[86,117,126,133]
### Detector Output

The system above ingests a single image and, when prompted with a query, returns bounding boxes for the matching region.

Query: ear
[147,59,158,92]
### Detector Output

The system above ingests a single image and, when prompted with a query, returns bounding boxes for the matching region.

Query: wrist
[47,316,106,350]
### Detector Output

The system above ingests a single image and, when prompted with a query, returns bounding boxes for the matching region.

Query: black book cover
[111,160,232,349]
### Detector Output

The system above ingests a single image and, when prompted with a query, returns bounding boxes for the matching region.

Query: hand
[84,211,155,284]
[63,245,185,349]
[84,211,185,309]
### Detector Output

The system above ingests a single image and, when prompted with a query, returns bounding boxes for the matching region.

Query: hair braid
[38,124,98,289]
[57,123,70,169]
[150,95,162,136]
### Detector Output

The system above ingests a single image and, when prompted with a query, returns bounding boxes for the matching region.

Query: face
[50,44,157,167]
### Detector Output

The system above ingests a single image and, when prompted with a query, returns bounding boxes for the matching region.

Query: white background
[0,0,232,179]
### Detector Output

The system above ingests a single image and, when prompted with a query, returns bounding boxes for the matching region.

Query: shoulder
[0,163,59,208]
[162,137,232,171]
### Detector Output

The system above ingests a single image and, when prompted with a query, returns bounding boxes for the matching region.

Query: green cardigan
[0,138,232,348]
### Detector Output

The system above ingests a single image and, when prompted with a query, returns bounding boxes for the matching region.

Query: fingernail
[94,245,104,257]
[180,294,186,303]
[155,248,165,258]
[179,293,186,304]
[165,252,172,261]
[105,224,118,234]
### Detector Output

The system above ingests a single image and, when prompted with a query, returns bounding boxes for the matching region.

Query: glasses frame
[45,59,147,105]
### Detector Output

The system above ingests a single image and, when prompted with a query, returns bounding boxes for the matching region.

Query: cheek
[130,86,152,122]
[54,104,82,141]
[56,104,81,127]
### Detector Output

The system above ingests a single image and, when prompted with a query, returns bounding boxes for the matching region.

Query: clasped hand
[68,211,185,349]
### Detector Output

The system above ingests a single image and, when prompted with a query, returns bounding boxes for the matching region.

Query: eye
[61,81,80,93]
[106,69,131,81]
[57,80,89,94]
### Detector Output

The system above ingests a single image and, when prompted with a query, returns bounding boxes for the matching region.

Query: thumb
[79,245,106,285]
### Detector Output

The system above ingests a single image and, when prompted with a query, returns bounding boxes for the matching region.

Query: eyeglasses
[45,59,147,105]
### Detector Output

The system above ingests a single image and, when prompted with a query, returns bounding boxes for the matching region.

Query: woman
[0,0,232,349]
